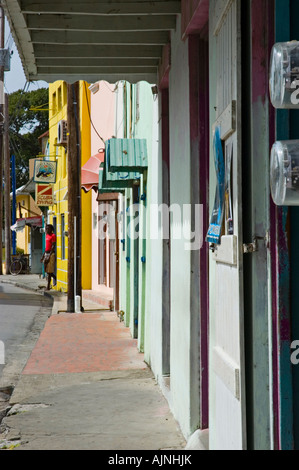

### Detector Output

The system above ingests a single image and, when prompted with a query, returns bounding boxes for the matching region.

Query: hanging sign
[33,160,57,184]
[36,184,54,206]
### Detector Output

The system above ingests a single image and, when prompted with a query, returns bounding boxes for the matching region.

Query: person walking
[41,224,57,291]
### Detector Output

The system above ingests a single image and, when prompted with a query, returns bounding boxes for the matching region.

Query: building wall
[146,94,163,372]
[90,81,116,292]
[115,83,129,324]
[132,81,156,352]
[115,81,157,351]
[79,81,92,290]
[168,18,192,438]
[48,81,69,291]
[15,194,31,253]
[48,80,92,292]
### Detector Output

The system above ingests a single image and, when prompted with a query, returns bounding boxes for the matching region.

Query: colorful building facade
[8,0,299,450]
[48,81,92,292]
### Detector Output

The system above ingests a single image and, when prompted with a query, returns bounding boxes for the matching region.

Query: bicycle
[10,254,30,276]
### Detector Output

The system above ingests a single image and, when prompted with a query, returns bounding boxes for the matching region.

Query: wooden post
[0,7,4,275]
[4,94,11,274]
[67,82,81,312]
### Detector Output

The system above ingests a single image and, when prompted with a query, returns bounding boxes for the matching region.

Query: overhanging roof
[2,0,181,84]
[10,178,36,198]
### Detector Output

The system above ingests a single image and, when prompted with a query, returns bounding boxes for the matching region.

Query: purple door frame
[181,0,210,432]
[188,34,209,430]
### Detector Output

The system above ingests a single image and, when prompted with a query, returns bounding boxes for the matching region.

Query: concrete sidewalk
[0,275,187,451]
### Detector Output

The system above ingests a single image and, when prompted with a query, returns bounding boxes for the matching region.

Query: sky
[4,18,48,94]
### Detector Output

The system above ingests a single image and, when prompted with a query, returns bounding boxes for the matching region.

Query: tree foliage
[8,87,49,188]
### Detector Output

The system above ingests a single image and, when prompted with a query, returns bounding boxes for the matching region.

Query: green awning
[98,163,140,194]
[106,138,148,172]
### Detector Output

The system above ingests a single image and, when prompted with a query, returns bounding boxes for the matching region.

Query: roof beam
[34,44,163,59]
[37,66,158,75]
[21,1,181,16]
[30,30,170,45]
[37,58,160,67]
[26,13,177,32]
[33,72,158,85]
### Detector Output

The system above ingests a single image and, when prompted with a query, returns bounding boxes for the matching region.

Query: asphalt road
[0,283,53,390]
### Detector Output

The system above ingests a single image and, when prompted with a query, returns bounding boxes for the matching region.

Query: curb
[0,278,54,304]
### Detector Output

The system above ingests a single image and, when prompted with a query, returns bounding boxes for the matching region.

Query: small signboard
[36,184,54,207]
[33,160,57,184]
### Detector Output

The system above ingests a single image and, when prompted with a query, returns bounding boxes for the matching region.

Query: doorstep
[82,288,114,311]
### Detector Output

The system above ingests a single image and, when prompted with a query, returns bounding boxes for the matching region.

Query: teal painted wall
[116,81,156,354]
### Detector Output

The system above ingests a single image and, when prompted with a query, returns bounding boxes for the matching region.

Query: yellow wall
[48,81,69,292]
[15,194,42,253]
[80,81,92,290]
[48,81,92,292]
[16,194,30,253]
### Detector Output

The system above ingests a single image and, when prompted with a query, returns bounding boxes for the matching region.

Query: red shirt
[46,233,56,252]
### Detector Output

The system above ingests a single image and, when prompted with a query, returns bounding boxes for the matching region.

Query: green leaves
[8,87,49,188]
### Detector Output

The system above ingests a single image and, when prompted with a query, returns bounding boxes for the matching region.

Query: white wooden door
[209,0,246,450]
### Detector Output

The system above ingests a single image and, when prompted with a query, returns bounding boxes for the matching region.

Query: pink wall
[90,81,116,291]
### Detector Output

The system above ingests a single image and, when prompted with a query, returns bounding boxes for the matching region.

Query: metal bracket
[243,233,270,254]
[243,238,258,254]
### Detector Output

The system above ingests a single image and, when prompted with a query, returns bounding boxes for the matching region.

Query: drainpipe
[72,84,82,311]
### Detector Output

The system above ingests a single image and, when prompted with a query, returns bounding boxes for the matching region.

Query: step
[82,290,114,311]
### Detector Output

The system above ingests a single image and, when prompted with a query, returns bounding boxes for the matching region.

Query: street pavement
[0,283,52,388]
[0,275,194,451]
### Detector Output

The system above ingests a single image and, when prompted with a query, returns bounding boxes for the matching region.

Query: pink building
[82,81,117,309]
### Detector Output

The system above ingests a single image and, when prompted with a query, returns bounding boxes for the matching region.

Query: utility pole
[4,93,10,273]
[0,7,4,275]
[67,82,82,313]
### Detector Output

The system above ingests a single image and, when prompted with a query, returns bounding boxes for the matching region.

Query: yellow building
[48,81,92,292]
[14,188,41,255]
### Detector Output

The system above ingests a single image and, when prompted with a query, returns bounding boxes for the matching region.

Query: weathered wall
[168,15,192,438]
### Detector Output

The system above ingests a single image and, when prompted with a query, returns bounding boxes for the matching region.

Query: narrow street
[0,282,53,442]
[0,284,52,384]
[0,278,187,451]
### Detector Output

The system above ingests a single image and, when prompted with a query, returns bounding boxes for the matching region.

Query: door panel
[209,0,246,449]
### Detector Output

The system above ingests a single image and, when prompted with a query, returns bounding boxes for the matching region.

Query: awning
[106,139,148,173]
[11,220,26,232]
[11,178,36,199]
[11,216,43,232]
[98,163,140,195]
[81,151,105,193]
